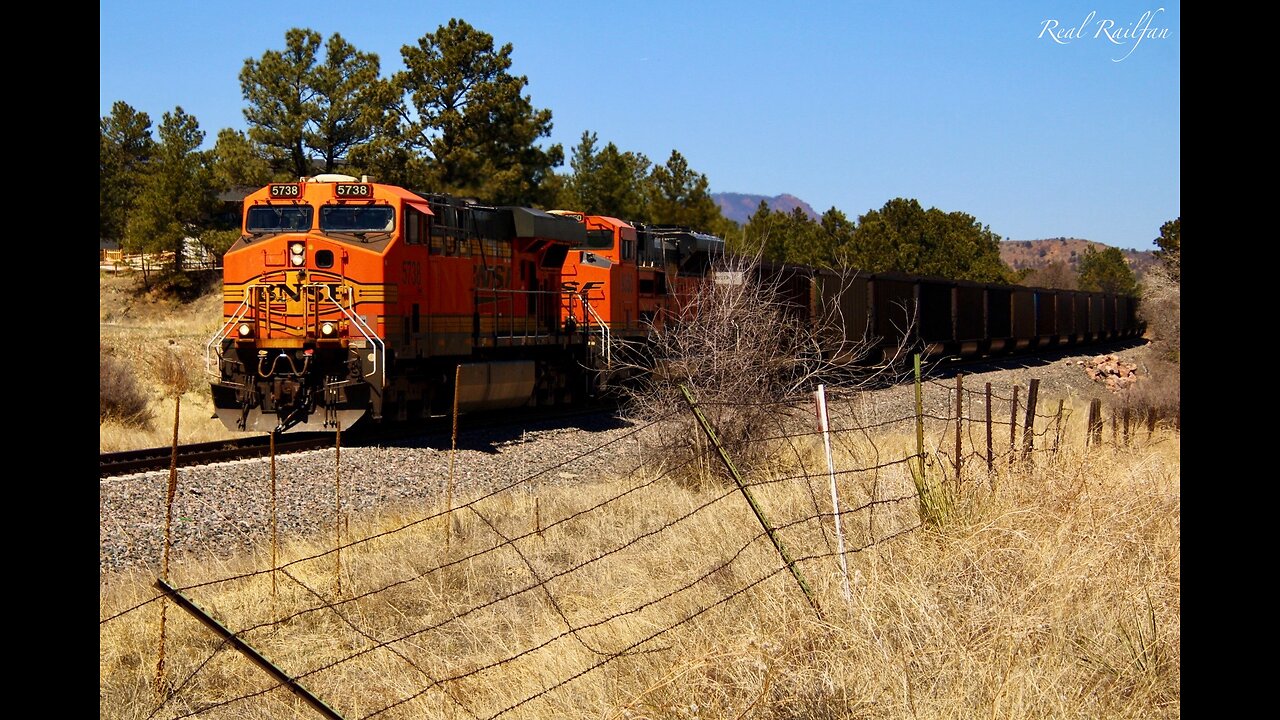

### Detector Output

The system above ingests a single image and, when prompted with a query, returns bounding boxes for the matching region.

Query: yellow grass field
[100,404,1179,719]
[100,269,1179,718]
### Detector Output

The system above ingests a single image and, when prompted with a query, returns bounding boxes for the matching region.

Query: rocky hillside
[1000,237,1158,281]
[712,192,820,225]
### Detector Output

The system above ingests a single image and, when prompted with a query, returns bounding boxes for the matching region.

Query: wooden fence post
[954,374,963,486]
[1022,379,1039,458]
[985,383,993,474]
[681,384,823,620]
[271,431,278,600]
[1053,399,1064,454]
[1088,398,1103,448]
[334,424,342,596]
[915,354,925,479]
[1009,385,1019,465]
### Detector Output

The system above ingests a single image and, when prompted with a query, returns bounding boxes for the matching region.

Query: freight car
[207,174,1140,434]
[746,264,1142,366]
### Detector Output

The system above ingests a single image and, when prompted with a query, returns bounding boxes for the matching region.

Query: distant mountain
[712,192,820,225]
[1000,238,1158,281]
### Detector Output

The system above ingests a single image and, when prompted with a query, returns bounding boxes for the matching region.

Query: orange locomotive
[207,174,632,433]
[551,211,725,346]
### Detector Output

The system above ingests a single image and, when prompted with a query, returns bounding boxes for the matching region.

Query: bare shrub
[148,343,194,398]
[1139,263,1179,363]
[1120,352,1180,426]
[1128,262,1180,421]
[100,352,153,428]
[614,254,904,484]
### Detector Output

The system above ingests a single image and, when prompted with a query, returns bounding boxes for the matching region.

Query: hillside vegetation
[1002,238,1157,282]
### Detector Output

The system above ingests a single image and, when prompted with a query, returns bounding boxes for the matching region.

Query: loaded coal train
[206,174,1140,434]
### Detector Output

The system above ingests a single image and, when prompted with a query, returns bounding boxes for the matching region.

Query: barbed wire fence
[100,358,1179,719]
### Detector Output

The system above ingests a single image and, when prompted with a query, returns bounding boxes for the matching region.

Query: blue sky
[100,1,1179,250]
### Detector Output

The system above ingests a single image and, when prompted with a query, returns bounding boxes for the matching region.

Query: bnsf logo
[336,184,372,198]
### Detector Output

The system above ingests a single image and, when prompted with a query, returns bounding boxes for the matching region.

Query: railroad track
[100,402,621,478]
[99,434,344,478]
[100,338,1144,479]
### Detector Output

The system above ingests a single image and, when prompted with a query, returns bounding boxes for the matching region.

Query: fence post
[271,431,278,600]
[1147,407,1157,439]
[815,384,851,602]
[680,384,823,620]
[985,382,993,474]
[154,579,347,719]
[1009,385,1019,465]
[154,393,182,694]
[914,354,925,480]
[334,424,342,596]
[1122,406,1131,446]
[954,374,963,487]
[1021,379,1039,458]
[447,364,461,547]
[1053,399,1065,454]
[1088,398,1104,448]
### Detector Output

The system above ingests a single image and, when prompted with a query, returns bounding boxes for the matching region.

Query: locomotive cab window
[580,229,614,251]
[320,205,395,233]
[405,207,428,245]
[246,206,313,234]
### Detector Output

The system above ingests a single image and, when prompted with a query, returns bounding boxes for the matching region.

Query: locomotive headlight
[321,322,335,336]
[289,242,306,266]
[238,323,252,337]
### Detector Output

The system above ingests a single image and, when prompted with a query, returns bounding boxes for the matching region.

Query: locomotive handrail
[474,287,566,340]
[205,296,253,380]
[322,284,385,385]
[582,298,612,367]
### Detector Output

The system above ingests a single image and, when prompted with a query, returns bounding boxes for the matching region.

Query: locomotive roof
[499,206,588,245]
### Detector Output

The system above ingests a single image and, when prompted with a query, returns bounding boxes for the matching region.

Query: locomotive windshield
[246,206,313,233]
[578,229,614,250]
[321,205,395,233]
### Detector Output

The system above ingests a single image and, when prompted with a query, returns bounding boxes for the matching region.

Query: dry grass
[100,397,1179,719]
[100,270,258,452]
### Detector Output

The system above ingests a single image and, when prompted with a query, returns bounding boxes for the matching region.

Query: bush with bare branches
[613,255,909,484]
[1127,261,1180,419]
[1139,263,1180,362]
[100,352,153,428]
[148,344,194,398]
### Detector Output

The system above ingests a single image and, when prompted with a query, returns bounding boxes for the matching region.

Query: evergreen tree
[308,33,382,173]
[240,28,380,178]
[1154,217,1180,282]
[646,150,722,231]
[240,28,322,178]
[1077,245,1138,295]
[742,200,788,262]
[842,198,1013,283]
[123,108,217,275]
[560,131,651,219]
[394,19,562,205]
[100,102,155,250]
[210,129,273,189]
